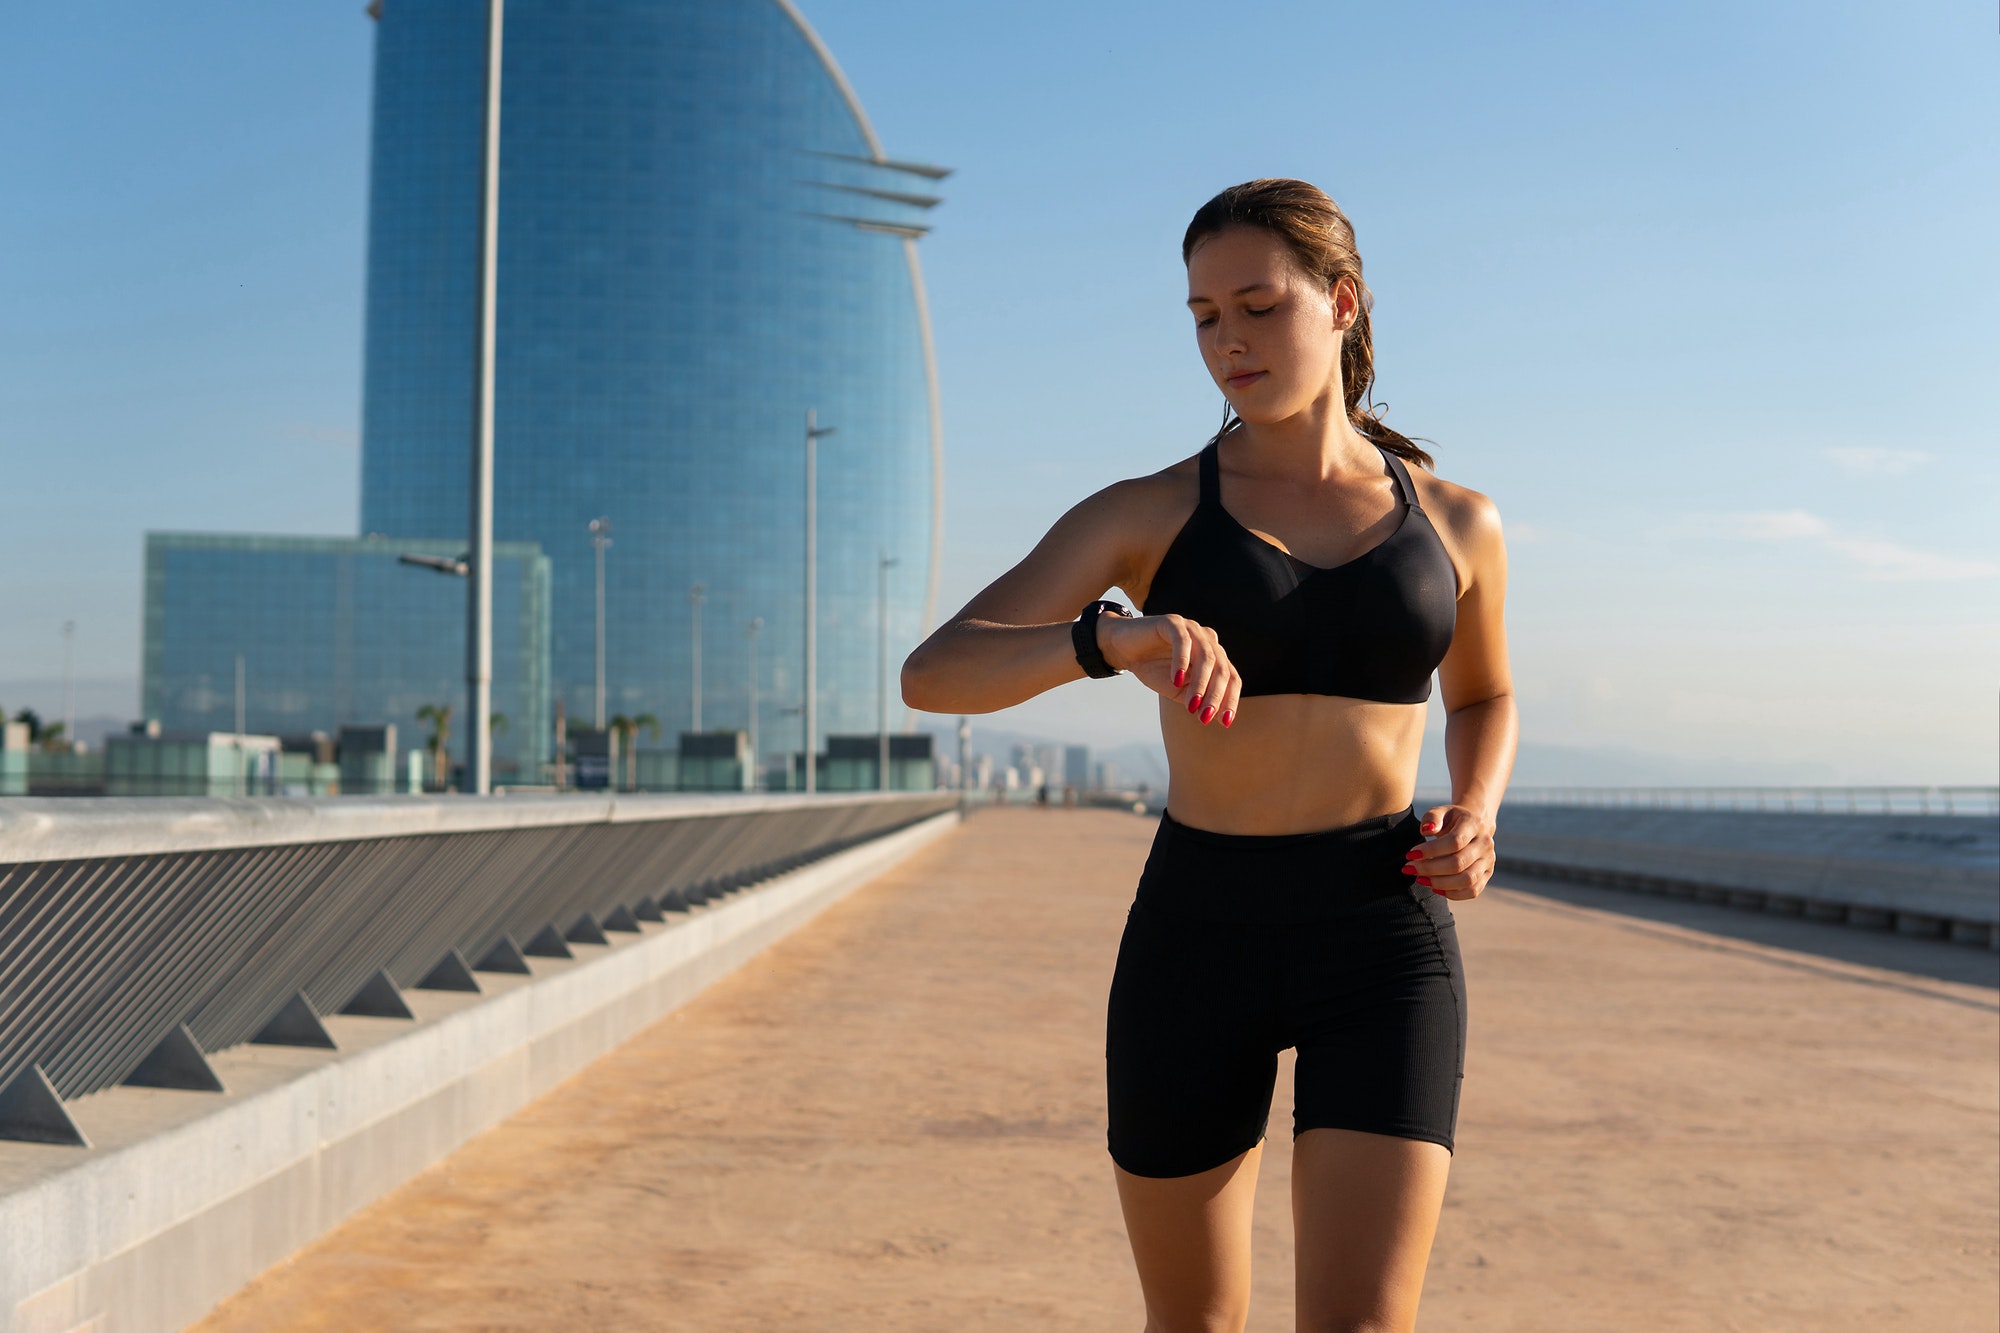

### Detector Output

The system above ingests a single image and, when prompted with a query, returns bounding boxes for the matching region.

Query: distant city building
[361,0,945,767]
[141,535,551,778]
[1063,744,1091,791]
[1094,759,1121,792]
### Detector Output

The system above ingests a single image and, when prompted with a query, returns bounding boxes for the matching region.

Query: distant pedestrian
[903,179,1516,1331]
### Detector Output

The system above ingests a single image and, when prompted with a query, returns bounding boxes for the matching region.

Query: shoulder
[1409,466,1501,550]
[1057,455,1201,535]
[1407,463,1505,589]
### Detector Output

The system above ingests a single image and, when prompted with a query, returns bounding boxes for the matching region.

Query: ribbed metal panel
[0,794,951,1102]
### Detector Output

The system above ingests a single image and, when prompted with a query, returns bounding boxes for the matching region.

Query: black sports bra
[1140,439,1457,703]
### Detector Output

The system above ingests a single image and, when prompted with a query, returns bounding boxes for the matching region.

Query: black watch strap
[1072,600,1128,678]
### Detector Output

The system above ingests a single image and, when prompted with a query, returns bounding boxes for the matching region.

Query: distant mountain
[1418,734,1842,788]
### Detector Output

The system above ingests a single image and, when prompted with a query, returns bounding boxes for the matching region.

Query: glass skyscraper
[142,535,552,775]
[359,0,944,764]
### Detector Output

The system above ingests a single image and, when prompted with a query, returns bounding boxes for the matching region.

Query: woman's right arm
[901,479,1243,725]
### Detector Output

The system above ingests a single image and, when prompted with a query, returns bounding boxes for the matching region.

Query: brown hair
[1182,178,1434,470]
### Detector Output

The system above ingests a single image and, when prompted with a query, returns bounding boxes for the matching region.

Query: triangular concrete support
[253,992,337,1049]
[417,948,482,992]
[602,905,642,933]
[632,897,665,923]
[522,925,573,959]
[475,934,533,973]
[564,914,609,946]
[340,970,415,1019]
[123,1024,224,1092]
[0,1064,89,1146]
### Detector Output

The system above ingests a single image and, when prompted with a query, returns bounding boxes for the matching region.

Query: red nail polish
[1187,694,1203,714]
[1219,709,1234,728]
[1417,877,1433,887]
[1401,865,1417,876]
[1405,848,1422,860]
[1431,887,1447,896]
[1200,704,1215,723]
[1422,824,1437,834]
[1174,669,1187,689]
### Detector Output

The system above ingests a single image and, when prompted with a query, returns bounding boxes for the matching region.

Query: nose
[1212,313,1248,358]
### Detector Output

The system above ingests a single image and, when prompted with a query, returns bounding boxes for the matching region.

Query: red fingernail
[1401,865,1417,876]
[1174,669,1187,689]
[1187,694,1203,714]
[1422,824,1437,834]
[1431,887,1447,896]
[1200,704,1215,723]
[1219,709,1234,728]
[1417,877,1433,887]
[1405,848,1423,860]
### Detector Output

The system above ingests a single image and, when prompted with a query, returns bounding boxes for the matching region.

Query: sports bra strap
[1383,452,1423,512]
[1198,441,1221,505]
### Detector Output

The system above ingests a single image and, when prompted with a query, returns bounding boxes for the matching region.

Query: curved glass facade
[361,0,941,765]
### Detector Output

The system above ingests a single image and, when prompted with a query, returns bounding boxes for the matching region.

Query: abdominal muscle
[1160,692,1428,836]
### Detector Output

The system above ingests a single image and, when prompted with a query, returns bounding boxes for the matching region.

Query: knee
[1299,1317,1405,1333]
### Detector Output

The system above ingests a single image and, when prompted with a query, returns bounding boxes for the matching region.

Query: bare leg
[1114,1143,1265,1333]
[1291,1128,1451,1333]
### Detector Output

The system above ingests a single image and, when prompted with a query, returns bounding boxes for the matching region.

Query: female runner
[902,178,1516,1332]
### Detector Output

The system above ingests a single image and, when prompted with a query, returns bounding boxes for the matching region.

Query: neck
[1231,384,1377,482]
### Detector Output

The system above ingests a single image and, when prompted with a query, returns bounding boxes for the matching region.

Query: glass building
[141,535,552,778]
[360,0,945,766]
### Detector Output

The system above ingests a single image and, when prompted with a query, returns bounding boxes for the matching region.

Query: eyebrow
[1186,282,1275,307]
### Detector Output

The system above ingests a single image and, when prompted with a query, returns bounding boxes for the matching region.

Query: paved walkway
[198,808,1998,1331]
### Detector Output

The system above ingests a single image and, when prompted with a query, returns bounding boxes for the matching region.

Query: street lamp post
[689,583,706,732]
[233,653,246,797]
[589,517,612,730]
[464,0,504,797]
[60,621,75,750]
[745,616,762,789]
[876,551,898,791]
[802,409,835,793]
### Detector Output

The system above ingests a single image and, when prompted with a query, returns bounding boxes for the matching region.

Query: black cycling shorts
[1105,807,1467,1179]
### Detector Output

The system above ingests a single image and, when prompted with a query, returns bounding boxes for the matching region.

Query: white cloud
[1685,509,1996,581]
[1506,521,1551,545]
[1825,446,1933,477]
[1823,537,2000,582]
[1708,509,1831,540]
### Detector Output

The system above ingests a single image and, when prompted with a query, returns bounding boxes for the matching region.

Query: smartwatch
[1072,600,1129,678]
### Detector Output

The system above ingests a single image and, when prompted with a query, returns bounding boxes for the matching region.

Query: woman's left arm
[1407,489,1517,902]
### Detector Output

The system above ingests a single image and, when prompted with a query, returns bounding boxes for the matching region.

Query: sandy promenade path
[198,807,1998,1331]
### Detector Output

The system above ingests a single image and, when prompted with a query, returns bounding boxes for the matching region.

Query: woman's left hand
[1402,804,1496,902]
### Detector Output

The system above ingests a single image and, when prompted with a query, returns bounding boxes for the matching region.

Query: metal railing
[0,791,953,1141]
[1451,786,2000,817]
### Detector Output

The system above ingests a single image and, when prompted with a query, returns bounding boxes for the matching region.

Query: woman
[902,178,1515,1332]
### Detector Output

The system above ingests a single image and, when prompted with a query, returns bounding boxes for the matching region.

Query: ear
[1329,275,1360,332]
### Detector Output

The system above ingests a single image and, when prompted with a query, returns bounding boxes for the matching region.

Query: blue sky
[2,1,1994,782]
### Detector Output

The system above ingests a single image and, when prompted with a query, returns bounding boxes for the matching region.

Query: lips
[1225,370,1267,390]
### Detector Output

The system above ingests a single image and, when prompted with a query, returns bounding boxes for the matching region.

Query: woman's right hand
[1100,613,1242,728]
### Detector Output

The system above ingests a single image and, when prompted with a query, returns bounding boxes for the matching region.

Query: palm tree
[416,703,453,790]
[609,712,660,791]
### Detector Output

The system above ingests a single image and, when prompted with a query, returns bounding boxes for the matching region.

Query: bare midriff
[1159,693,1427,836]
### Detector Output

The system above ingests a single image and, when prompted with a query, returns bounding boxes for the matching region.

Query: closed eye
[1246,305,1275,317]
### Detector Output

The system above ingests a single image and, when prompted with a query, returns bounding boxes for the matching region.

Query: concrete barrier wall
[1496,804,1998,946]
[0,808,959,1333]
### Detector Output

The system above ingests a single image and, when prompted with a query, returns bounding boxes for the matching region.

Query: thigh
[1106,906,1279,1180]
[1287,896,1466,1151]
[1115,1144,1264,1333]
[1291,1128,1451,1333]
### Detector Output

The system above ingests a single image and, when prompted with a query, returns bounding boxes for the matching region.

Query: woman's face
[1185,226,1354,427]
